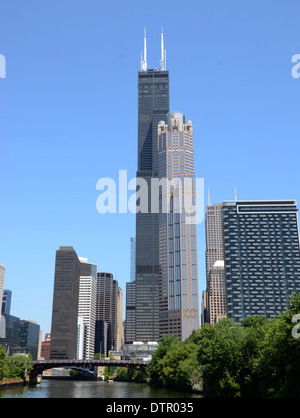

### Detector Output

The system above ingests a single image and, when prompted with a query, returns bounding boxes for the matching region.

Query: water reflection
[0,380,203,399]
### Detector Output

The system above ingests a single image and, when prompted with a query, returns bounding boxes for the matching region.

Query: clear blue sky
[1,0,300,337]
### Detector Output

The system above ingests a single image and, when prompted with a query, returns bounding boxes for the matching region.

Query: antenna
[208,187,211,206]
[160,27,166,71]
[141,26,147,71]
[140,50,144,71]
[235,186,237,201]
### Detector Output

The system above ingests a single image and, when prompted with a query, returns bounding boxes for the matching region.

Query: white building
[77,258,97,360]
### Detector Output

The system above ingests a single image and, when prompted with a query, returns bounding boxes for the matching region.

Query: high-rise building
[125,281,136,344]
[135,28,169,343]
[117,287,124,350]
[50,246,81,359]
[130,237,136,283]
[95,272,123,354]
[125,237,136,344]
[77,257,97,360]
[18,320,40,360]
[2,289,12,315]
[0,314,20,353]
[204,203,226,324]
[203,199,300,323]
[158,112,199,340]
[223,200,300,322]
[0,265,5,313]
[207,261,226,324]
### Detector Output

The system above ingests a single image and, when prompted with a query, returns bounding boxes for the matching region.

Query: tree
[253,293,300,397]
[147,334,181,388]
[8,354,33,380]
[0,345,9,381]
[158,342,200,392]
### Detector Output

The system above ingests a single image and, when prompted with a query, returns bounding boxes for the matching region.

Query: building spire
[208,187,211,206]
[141,26,147,71]
[235,186,237,201]
[160,27,166,71]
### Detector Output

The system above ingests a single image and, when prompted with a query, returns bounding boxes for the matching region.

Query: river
[0,379,203,399]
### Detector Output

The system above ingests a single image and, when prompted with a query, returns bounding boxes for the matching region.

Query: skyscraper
[204,202,226,324]
[95,272,123,354]
[203,199,300,323]
[18,320,40,361]
[77,257,97,360]
[158,112,199,340]
[2,289,12,315]
[125,281,136,344]
[130,237,136,283]
[125,237,136,344]
[223,200,300,322]
[135,28,169,342]
[0,264,5,312]
[50,246,81,359]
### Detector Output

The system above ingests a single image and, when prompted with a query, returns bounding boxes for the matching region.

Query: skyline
[1,1,300,337]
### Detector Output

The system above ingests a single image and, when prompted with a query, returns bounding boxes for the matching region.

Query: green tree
[0,345,9,381]
[158,342,200,392]
[253,292,300,398]
[147,334,181,388]
[8,354,33,380]
[195,319,246,397]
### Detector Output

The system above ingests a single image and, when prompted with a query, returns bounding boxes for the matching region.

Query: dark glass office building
[50,246,81,359]
[223,200,300,322]
[135,67,169,342]
[18,320,40,360]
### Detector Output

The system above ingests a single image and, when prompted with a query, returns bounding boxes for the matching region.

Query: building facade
[95,272,123,354]
[77,257,97,360]
[2,289,12,315]
[223,200,300,322]
[157,112,199,340]
[125,281,136,344]
[135,29,169,343]
[204,203,226,324]
[0,265,5,318]
[50,246,81,359]
[18,320,40,360]
[40,333,51,360]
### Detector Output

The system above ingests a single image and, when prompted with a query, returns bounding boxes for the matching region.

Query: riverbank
[0,378,27,391]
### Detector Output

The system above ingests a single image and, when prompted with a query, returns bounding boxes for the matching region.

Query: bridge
[29,359,149,383]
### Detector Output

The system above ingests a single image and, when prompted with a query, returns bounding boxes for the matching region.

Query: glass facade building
[223,200,300,322]
[18,320,40,360]
[135,67,169,342]
[50,246,81,359]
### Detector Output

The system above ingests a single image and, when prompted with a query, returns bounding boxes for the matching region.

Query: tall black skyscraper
[50,246,81,359]
[135,28,169,342]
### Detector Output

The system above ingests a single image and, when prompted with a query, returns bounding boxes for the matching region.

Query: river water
[0,379,203,399]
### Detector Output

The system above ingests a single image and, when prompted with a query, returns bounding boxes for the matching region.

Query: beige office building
[204,203,227,324]
[158,112,199,341]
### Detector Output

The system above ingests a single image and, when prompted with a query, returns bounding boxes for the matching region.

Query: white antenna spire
[235,186,237,201]
[140,50,144,71]
[141,26,147,71]
[208,187,211,206]
[160,27,166,71]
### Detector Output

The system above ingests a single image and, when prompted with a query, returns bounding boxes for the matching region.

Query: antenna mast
[160,27,166,71]
[141,27,147,71]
